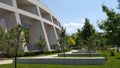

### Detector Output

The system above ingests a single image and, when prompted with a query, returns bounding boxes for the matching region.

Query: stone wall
[13,57,106,65]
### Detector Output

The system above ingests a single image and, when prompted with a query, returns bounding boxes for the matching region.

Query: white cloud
[62,19,85,35]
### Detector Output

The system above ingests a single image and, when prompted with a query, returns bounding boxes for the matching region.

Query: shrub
[116,49,119,52]
[24,50,61,57]
[0,50,62,58]
[110,51,115,56]
[101,51,109,61]
[24,51,42,57]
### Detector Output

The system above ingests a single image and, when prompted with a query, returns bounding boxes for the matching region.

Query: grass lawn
[0,51,120,68]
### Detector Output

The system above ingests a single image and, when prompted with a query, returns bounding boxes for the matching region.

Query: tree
[68,37,75,47]
[0,25,25,68]
[8,25,25,68]
[81,18,96,55]
[58,26,67,57]
[98,5,120,47]
[36,35,46,51]
[75,29,83,49]
[0,26,8,58]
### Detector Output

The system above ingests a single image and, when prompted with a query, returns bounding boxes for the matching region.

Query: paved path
[0,50,76,65]
[34,51,73,58]
[0,59,12,65]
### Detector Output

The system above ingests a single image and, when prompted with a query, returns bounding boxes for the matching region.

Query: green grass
[0,51,120,68]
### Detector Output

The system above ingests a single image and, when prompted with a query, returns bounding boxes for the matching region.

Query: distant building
[0,0,61,52]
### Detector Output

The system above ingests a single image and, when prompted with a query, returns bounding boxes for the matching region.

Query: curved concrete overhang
[0,0,61,51]
[0,0,61,30]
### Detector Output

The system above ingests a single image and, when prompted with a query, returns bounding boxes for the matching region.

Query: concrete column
[29,20,50,51]
[50,15,59,40]
[50,15,59,48]
[12,0,21,25]
[13,0,28,52]
[36,5,42,17]
[12,0,17,8]
[53,27,59,41]
[44,24,58,49]
[36,5,51,51]
[15,13,29,52]
[40,21,51,51]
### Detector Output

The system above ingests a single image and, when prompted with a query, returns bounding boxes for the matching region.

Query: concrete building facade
[0,0,61,52]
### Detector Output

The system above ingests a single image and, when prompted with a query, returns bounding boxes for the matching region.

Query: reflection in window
[0,18,7,32]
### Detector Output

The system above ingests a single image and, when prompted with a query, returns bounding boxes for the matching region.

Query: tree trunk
[63,46,65,57]
[14,45,19,68]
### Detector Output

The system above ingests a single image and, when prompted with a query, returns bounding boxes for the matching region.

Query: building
[0,0,61,52]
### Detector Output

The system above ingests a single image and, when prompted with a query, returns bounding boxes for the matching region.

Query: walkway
[0,59,12,65]
[0,50,75,65]
[34,51,73,58]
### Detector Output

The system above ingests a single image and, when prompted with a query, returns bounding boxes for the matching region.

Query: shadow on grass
[116,57,120,60]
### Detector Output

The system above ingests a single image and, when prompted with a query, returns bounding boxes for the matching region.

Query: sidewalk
[0,59,12,65]
[0,50,75,65]
[33,50,74,58]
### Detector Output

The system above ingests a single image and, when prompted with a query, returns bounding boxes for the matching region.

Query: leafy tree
[98,32,111,51]
[98,5,120,47]
[7,25,25,68]
[36,35,46,51]
[68,37,75,47]
[81,18,96,54]
[58,26,67,57]
[75,29,83,49]
[0,26,8,58]
[71,33,77,40]
[0,25,25,68]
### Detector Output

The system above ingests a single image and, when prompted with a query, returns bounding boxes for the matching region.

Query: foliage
[0,26,8,57]
[9,25,25,68]
[36,35,46,51]
[67,37,75,46]
[22,27,29,45]
[58,26,67,57]
[94,32,109,51]
[81,18,96,53]
[98,5,120,47]
[0,25,26,58]
[110,51,116,56]
[24,50,61,57]
[58,26,66,50]
[75,29,83,48]
[0,25,25,68]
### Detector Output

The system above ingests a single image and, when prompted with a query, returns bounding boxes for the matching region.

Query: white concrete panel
[29,21,43,43]
[0,0,13,6]
[3,12,17,31]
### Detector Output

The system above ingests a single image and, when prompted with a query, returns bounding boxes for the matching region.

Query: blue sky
[40,0,119,35]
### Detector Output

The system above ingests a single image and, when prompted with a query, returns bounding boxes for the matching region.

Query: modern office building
[0,0,61,52]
